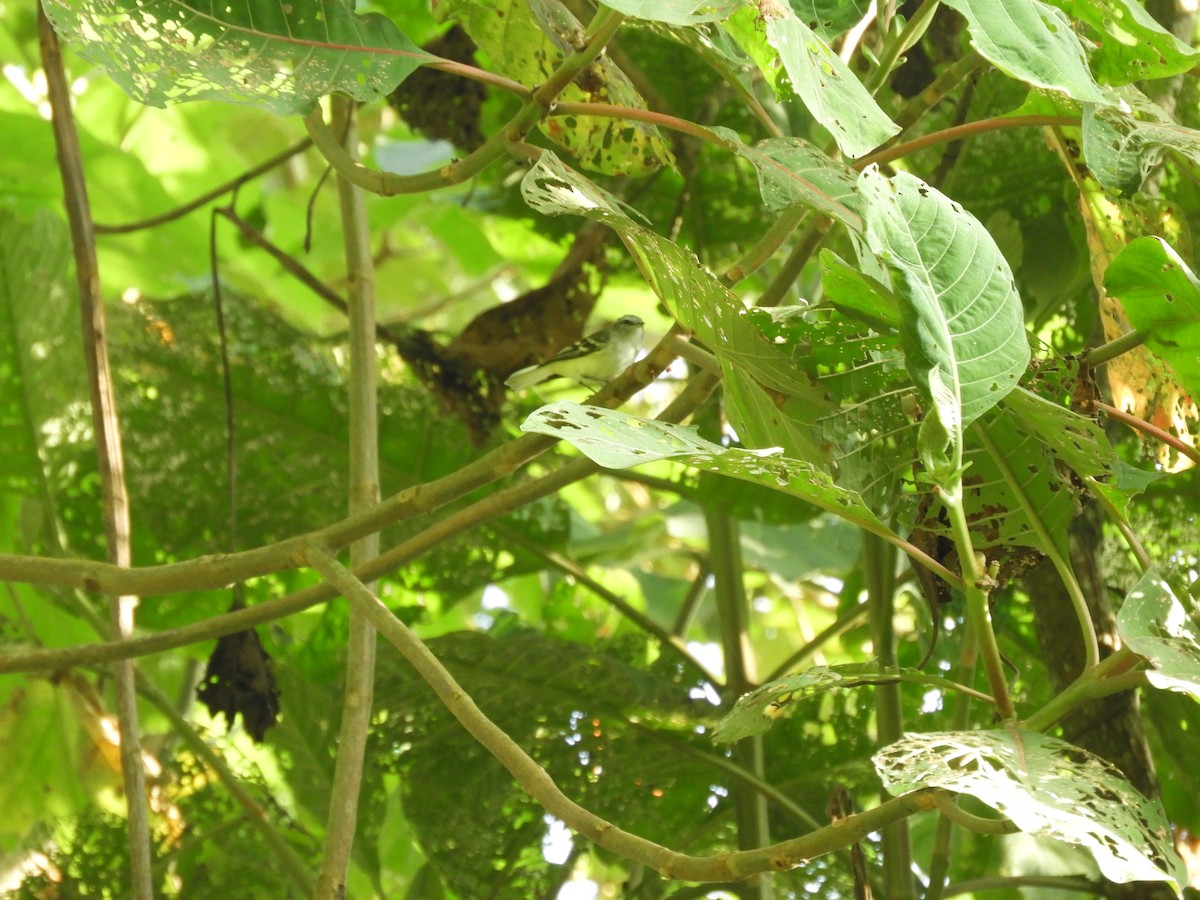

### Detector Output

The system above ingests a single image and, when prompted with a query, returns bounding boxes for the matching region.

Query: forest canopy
[2,0,1200,898]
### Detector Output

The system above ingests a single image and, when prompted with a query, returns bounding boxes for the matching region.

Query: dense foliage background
[2,0,1200,897]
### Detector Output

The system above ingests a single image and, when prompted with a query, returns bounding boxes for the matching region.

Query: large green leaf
[1104,235,1200,400]
[0,210,79,499]
[875,730,1188,889]
[860,166,1030,477]
[761,7,899,158]
[940,0,1107,103]
[1049,0,1200,84]
[43,0,426,115]
[520,402,893,536]
[1117,569,1200,702]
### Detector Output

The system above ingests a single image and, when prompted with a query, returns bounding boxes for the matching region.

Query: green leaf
[941,0,1107,103]
[709,128,863,230]
[439,0,673,175]
[598,0,741,25]
[1049,0,1200,84]
[819,250,900,332]
[520,401,728,468]
[520,402,893,536]
[762,7,899,158]
[788,0,872,42]
[1117,569,1200,701]
[860,166,1030,476]
[0,210,78,498]
[714,663,909,743]
[1104,235,1200,399]
[43,0,427,115]
[874,729,1188,888]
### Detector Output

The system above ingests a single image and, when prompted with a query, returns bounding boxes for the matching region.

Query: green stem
[866,0,942,94]
[943,498,1014,719]
[1084,329,1146,367]
[705,510,773,898]
[864,535,914,900]
[974,421,1099,670]
[1021,646,1144,732]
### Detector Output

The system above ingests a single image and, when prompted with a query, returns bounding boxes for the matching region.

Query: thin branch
[303,544,943,882]
[314,97,380,900]
[94,137,313,234]
[854,116,1081,171]
[38,8,153,896]
[944,498,1014,720]
[929,794,1019,836]
[864,534,914,900]
[494,524,724,686]
[1096,399,1200,466]
[762,604,868,683]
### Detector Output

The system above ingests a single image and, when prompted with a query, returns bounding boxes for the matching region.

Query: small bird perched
[505,315,645,391]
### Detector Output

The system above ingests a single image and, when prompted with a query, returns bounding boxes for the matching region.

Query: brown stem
[38,7,152,896]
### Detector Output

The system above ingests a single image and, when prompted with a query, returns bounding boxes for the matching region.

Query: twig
[38,8,153,896]
[314,97,380,900]
[1095,399,1200,466]
[93,137,313,234]
[494,524,724,686]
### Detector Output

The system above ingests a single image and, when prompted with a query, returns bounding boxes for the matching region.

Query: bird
[505,315,645,391]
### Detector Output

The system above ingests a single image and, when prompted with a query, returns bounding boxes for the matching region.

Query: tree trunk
[1025,505,1174,900]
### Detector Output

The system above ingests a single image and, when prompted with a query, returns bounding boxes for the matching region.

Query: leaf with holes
[760,6,898,158]
[439,0,673,175]
[875,730,1188,888]
[860,166,1030,481]
[709,128,863,231]
[1118,569,1200,702]
[521,402,893,537]
[42,0,427,115]
[520,402,727,468]
[1104,236,1200,401]
[713,664,908,743]
[1054,0,1199,85]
